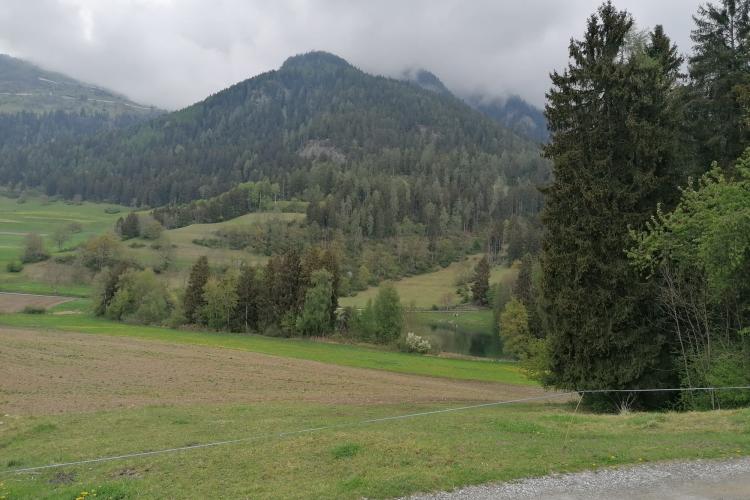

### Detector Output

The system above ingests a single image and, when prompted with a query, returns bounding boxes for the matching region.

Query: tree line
[92,247,407,344]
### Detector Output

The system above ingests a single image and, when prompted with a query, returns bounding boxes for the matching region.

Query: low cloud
[0,0,702,109]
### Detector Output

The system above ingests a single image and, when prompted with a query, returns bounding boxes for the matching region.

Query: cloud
[0,0,702,109]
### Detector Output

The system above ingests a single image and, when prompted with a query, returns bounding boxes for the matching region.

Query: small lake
[405,311,503,358]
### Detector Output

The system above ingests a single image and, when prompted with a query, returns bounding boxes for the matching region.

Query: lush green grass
[0,194,305,293]
[2,401,748,499]
[126,210,305,273]
[0,195,126,263]
[341,255,516,309]
[0,195,128,294]
[0,309,531,385]
[0,280,92,297]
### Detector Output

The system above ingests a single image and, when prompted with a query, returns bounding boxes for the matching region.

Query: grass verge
[1,402,748,499]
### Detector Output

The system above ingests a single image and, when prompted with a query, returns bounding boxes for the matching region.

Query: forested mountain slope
[1,52,548,240]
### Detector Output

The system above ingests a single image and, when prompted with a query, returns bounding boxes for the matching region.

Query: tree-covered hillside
[1,52,548,241]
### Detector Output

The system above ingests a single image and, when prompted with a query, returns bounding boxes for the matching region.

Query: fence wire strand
[4,385,750,475]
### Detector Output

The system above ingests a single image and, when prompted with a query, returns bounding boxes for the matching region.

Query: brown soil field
[0,292,73,313]
[0,327,549,416]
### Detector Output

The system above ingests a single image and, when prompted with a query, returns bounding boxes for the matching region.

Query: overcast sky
[0,0,703,110]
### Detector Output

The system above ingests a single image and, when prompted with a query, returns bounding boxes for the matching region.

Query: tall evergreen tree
[296,269,334,336]
[688,0,750,168]
[320,248,341,323]
[120,212,140,240]
[183,256,210,323]
[512,253,542,338]
[373,283,404,343]
[261,255,283,327]
[541,3,681,403]
[233,265,261,332]
[471,256,491,306]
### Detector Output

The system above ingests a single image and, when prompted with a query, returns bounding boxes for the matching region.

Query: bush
[128,242,146,248]
[105,269,174,324]
[53,254,77,264]
[139,216,164,240]
[22,305,46,314]
[6,260,23,272]
[21,233,50,263]
[192,238,224,248]
[80,233,123,271]
[401,332,431,354]
[685,348,750,409]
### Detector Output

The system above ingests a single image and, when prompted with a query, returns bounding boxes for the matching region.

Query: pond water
[406,312,503,358]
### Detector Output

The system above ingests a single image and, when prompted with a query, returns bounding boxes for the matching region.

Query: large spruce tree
[541,3,682,402]
[688,0,750,169]
[233,265,261,332]
[183,256,210,323]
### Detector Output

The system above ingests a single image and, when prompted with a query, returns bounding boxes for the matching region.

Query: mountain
[0,54,158,116]
[1,51,548,241]
[0,54,163,157]
[401,67,549,143]
[465,94,549,144]
[400,68,452,96]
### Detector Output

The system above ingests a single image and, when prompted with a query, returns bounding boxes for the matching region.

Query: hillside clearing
[340,255,516,309]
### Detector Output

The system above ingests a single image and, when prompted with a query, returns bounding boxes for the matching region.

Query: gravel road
[406,457,750,499]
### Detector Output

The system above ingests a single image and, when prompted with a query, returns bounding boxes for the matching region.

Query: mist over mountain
[401,68,548,143]
[0,54,163,154]
[0,54,158,116]
[465,94,549,143]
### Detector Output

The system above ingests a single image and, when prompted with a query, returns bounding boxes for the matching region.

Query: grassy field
[2,400,748,498]
[0,194,304,294]
[0,195,128,294]
[125,211,305,276]
[341,255,516,309]
[2,308,749,499]
[0,305,530,386]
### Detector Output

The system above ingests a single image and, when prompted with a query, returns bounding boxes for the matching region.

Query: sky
[0,0,704,110]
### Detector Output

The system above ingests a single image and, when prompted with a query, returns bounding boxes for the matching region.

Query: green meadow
[341,255,516,309]
[2,400,748,499]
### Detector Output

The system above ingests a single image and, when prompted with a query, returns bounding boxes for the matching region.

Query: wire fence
[4,385,750,476]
